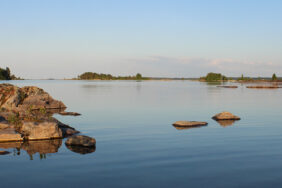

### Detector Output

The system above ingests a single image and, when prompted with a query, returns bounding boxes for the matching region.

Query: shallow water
[1,80,282,188]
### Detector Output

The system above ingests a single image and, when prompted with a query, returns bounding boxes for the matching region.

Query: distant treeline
[77,72,148,80]
[0,67,20,80]
[200,72,280,82]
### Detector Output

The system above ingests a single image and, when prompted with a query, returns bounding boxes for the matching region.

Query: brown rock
[20,121,63,140]
[246,85,281,89]
[0,128,23,142]
[212,112,240,120]
[59,111,81,116]
[173,121,208,128]
[65,135,96,147]
[217,86,238,88]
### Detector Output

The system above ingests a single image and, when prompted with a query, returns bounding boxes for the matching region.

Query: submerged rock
[65,135,96,147]
[173,121,208,128]
[246,85,281,89]
[212,112,240,120]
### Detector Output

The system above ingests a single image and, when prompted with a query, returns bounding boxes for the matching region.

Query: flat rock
[59,111,81,116]
[20,121,63,140]
[173,121,208,127]
[0,128,23,142]
[65,135,96,147]
[212,112,240,120]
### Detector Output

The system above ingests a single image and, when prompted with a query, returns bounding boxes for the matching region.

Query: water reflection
[65,145,96,155]
[216,120,236,127]
[0,139,62,160]
[172,125,206,130]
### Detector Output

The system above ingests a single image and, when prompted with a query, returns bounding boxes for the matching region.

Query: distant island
[200,72,281,82]
[76,72,149,80]
[0,67,21,80]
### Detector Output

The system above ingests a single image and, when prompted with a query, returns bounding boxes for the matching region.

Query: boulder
[65,135,96,147]
[212,112,240,120]
[20,121,63,140]
[0,128,23,142]
[173,121,208,128]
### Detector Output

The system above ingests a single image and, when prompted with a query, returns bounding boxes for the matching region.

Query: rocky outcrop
[173,121,208,128]
[59,111,81,116]
[212,112,240,120]
[65,135,96,147]
[0,84,66,112]
[0,84,79,142]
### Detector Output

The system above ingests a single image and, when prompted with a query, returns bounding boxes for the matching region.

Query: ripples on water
[1,80,282,188]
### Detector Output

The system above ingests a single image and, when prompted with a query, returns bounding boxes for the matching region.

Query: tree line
[77,72,146,80]
[0,67,19,80]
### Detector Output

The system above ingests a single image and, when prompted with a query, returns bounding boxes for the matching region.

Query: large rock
[212,112,240,120]
[173,121,208,128]
[20,121,63,140]
[0,84,66,112]
[0,117,9,129]
[0,128,23,142]
[65,135,96,147]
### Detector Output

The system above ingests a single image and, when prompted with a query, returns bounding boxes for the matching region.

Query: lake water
[1,80,282,188]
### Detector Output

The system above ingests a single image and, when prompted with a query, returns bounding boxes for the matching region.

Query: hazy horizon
[1,0,282,79]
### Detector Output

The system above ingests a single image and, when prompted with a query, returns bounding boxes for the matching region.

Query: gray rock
[65,135,96,147]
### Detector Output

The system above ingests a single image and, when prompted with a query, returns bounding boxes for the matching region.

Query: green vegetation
[0,67,20,80]
[200,72,227,82]
[77,72,148,80]
[272,73,277,81]
[237,74,253,81]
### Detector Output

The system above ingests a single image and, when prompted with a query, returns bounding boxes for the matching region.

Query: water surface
[1,80,282,188]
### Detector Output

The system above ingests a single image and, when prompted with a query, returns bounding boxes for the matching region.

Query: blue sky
[0,0,282,78]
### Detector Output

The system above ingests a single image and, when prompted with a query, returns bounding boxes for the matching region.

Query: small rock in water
[59,111,81,116]
[212,112,240,120]
[0,150,10,155]
[65,135,96,147]
[173,121,208,128]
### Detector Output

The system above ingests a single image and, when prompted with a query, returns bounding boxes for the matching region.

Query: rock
[20,121,63,140]
[65,135,96,147]
[0,150,10,155]
[61,128,80,137]
[212,112,240,120]
[0,119,9,129]
[59,111,81,116]
[0,83,66,112]
[0,128,23,142]
[173,121,208,128]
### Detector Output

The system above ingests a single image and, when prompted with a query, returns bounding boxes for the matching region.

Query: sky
[0,0,282,79]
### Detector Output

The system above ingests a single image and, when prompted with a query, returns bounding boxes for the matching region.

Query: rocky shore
[0,83,95,155]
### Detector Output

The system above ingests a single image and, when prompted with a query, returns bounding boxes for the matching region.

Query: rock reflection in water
[0,139,62,160]
[172,125,205,130]
[66,145,96,155]
[216,120,236,127]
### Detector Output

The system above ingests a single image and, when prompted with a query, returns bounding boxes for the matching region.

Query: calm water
[1,80,282,188]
